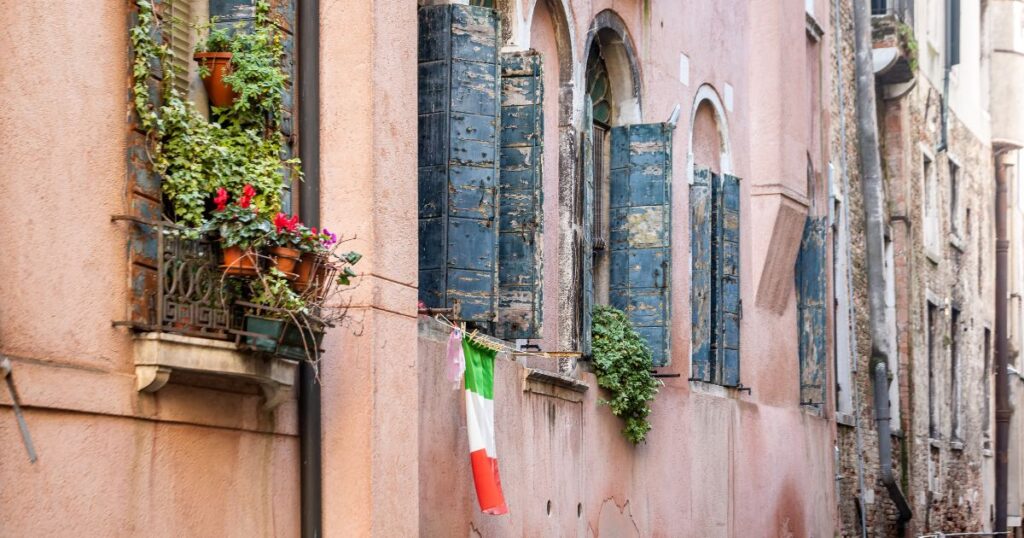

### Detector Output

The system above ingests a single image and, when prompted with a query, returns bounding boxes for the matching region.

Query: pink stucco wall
[0,2,299,535]
[417,0,837,536]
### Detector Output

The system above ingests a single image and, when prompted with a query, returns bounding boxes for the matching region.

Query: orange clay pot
[220,245,258,277]
[293,253,321,292]
[193,52,238,108]
[269,246,301,278]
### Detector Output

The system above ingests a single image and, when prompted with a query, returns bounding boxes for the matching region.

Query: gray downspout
[852,0,913,526]
[994,150,1011,536]
[298,0,322,536]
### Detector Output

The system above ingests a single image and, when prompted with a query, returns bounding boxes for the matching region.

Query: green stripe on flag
[463,337,495,400]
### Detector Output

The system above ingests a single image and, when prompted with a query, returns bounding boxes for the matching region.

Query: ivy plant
[249,268,308,319]
[131,0,297,229]
[591,306,662,444]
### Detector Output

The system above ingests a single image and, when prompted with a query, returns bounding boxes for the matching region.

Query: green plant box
[244,315,286,352]
[276,323,325,360]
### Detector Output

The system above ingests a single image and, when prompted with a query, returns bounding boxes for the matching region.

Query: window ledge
[836,412,857,428]
[134,332,298,410]
[925,247,943,265]
[688,379,749,399]
[928,437,943,449]
[522,367,589,403]
[950,440,965,451]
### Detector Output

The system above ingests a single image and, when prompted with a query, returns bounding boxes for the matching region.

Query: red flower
[213,188,229,211]
[274,212,300,233]
[239,184,256,209]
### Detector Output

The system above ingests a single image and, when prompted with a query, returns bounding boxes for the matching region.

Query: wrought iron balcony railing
[113,215,240,339]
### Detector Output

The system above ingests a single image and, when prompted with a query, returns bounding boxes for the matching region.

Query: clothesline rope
[432,314,566,361]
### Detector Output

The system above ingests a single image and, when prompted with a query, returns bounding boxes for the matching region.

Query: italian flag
[463,337,509,515]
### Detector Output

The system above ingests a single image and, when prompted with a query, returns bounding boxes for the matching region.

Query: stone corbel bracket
[133,332,297,410]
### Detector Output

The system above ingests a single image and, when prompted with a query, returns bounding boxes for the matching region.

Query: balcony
[872,14,917,86]
[112,217,332,408]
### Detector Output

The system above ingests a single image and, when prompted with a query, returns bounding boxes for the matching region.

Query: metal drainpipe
[298,0,322,536]
[995,149,1011,536]
[852,0,912,527]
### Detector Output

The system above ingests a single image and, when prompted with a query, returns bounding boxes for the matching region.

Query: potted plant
[293,227,331,293]
[276,318,326,361]
[205,185,272,276]
[268,212,303,278]
[193,24,236,107]
[193,1,288,120]
[244,268,307,352]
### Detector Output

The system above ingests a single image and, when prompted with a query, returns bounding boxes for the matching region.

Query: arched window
[580,15,674,366]
[689,89,743,385]
[586,39,614,306]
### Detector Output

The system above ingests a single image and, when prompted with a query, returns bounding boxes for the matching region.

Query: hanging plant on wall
[591,306,662,444]
[131,0,298,229]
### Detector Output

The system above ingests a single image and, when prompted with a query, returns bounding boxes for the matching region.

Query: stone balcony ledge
[134,332,297,409]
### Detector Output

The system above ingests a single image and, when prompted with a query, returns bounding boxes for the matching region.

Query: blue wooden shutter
[609,123,673,366]
[497,52,543,340]
[796,216,828,404]
[418,5,500,324]
[712,173,741,385]
[690,167,713,380]
[580,98,595,356]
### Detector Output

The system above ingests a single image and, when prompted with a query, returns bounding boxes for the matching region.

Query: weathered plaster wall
[416,1,838,534]
[0,2,300,536]
[418,320,835,536]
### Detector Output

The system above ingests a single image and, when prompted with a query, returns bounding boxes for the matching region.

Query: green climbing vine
[130,0,298,229]
[897,22,919,74]
[591,306,662,444]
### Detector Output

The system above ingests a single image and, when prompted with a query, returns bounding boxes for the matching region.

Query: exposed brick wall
[831,1,996,535]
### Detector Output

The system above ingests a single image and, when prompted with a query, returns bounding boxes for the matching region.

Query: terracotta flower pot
[269,246,301,278]
[194,52,238,108]
[221,245,258,277]
[293,252,320,292]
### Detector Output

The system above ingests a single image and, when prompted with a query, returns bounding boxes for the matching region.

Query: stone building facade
[832,0,1024,536]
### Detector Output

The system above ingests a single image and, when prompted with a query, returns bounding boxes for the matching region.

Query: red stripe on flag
[469,449,509,515]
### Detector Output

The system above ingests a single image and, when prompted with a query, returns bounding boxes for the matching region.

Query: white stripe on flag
[465,389,496,456]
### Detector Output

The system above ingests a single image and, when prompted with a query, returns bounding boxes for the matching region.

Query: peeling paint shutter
[496,52,543,340]
[210,0,255,28]
[609,124,673,366]
[796,216,828,404]
[580,98,595,356]
[690,167,713,381]
[418,5,501,325]
[712,173,741,385]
